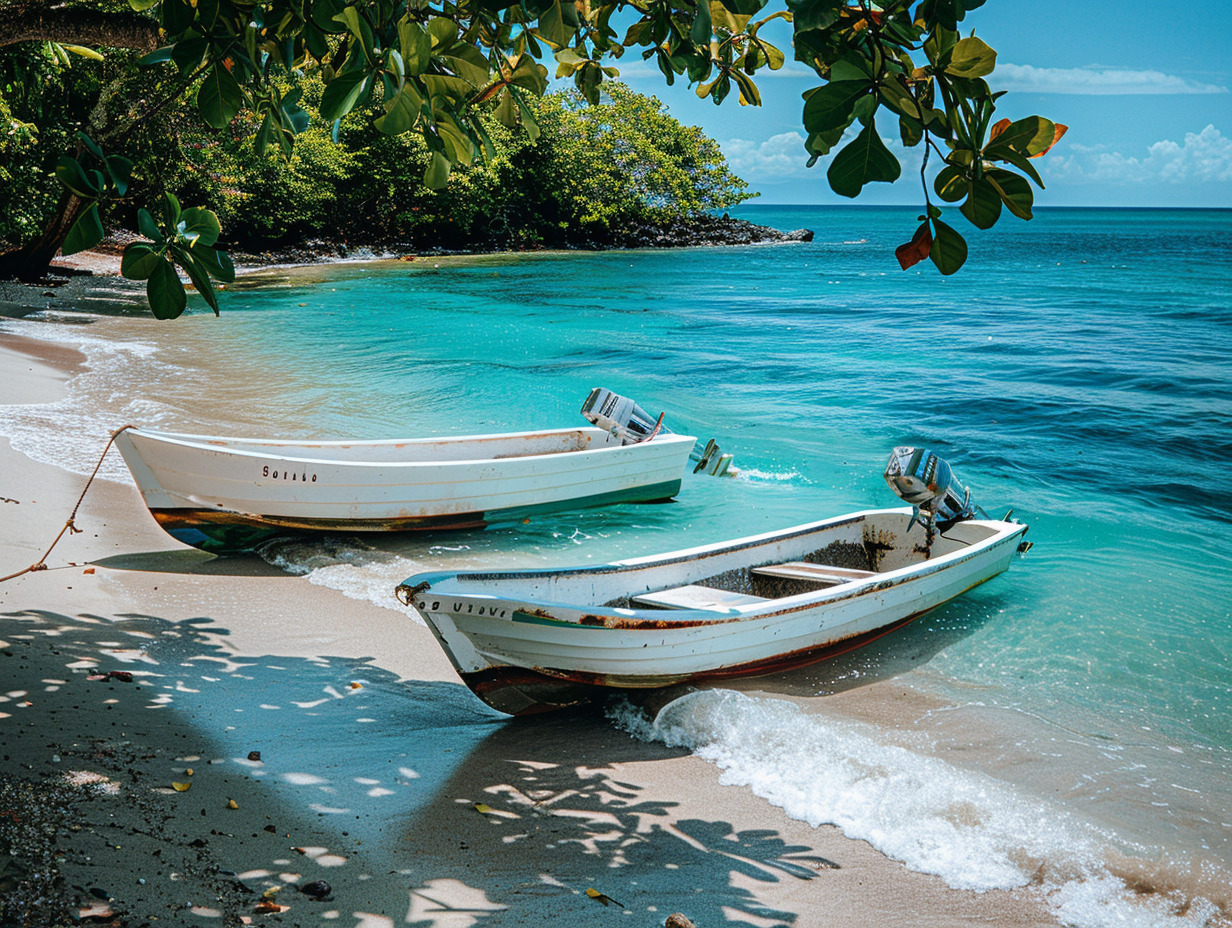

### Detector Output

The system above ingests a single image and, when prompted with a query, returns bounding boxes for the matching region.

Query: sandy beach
[0,277,1069,926]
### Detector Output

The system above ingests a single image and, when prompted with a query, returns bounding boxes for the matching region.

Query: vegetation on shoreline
[0,45,752,256]
[5,2,1064,270]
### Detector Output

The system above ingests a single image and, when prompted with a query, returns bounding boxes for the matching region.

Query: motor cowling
[884,446,979,530]
[580,387,669,445]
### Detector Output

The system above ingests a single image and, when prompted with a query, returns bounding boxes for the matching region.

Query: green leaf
[105,156,133,196]
[785,0,843,33]
[197,63,243,129]
[173,247,220,315]
[802,80,871,137]
[945,36,997,78]
[320,71,369,122]
[424,151,450,189]
[61,204,104,256]
[178,207,221,247]
[691,0,713,45]
[993,145,1045,187]
[934,164,967,202]
[985,168,1034,220]
[121,242,164,280]
[878,77,921,122]
[194,246,236,283]
[985,116,1057,158]
[147,260,187,320]
[437,120,475,166]
[374,84,424,135]
[929,218,968,275]
[805,124,846,162]
[137,208,163,243]
[54,156,101,198]
[826,121,901,198]
[162,192,182,229]
[899,115,923,148]
[443,45,492,87]
[398,18,433,74]
[171,37,208,73]
[960,177,1002,229]
[538,1,572,48]
[129,0,159,9]
[428,17,457,48]
[137,44,174,66]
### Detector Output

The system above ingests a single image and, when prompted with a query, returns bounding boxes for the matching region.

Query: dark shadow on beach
[0,607,837,926]
[91,549,291,577]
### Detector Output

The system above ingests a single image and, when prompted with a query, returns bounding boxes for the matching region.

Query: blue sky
[611,0,1232,207]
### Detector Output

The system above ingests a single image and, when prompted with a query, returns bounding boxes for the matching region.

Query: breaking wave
[611,689,1228,928]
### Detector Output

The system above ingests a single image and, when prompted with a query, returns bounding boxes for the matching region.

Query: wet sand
[0,311,1062,926]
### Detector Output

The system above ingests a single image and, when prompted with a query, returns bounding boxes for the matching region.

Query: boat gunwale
[403,511,1028,627]
[122,426,697,469]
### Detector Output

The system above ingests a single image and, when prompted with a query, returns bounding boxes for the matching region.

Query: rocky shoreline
[229,213,814,267]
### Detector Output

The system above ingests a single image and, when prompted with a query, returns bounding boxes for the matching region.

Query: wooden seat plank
[632,584,767,610]
[751,562,878,584]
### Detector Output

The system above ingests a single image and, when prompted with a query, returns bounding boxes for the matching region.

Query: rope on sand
[0,424,134,584]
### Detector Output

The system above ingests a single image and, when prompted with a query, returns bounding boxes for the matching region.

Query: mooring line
[0,424,134,584]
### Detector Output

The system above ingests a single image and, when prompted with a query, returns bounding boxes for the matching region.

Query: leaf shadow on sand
[1,607,846,927]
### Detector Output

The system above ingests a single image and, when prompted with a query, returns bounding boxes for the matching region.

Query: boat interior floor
[626,561,883,612]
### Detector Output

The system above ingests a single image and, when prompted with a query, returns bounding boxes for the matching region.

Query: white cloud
[723,127,922,181]
[723,131,810,177]
[996,63,1227,95]
[1047,124,1232,184]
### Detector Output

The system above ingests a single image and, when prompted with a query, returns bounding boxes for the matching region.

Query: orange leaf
[988,117,1011,142]
[896,222,932,270]
[1030,123,1068,158]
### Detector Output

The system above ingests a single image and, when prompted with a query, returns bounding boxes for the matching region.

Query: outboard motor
[884,446,983,536]
[580,387,666,444]
[580,387,736,476]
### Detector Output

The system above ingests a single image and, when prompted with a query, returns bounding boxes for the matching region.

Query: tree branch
[0,2,160,52]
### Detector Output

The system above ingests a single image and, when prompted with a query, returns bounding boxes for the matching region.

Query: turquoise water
[2,204,1230,925]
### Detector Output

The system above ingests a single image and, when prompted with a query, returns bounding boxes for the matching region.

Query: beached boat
[396,504,1029,715]
[115,392,697,553]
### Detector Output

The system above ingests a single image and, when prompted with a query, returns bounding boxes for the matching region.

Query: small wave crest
[259,537,427,623]
[0,316,170,480]
[732,466,808,485]
[611,689,1227,927]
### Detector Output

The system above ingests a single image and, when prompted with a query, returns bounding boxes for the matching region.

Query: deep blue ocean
[2,204,1230,926]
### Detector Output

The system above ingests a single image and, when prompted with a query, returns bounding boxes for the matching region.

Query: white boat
[115,423,696,554]
[396,505,1029,715]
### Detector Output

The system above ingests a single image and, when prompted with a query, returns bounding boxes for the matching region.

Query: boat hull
[114,426,694,553]
[400,509,1027,715]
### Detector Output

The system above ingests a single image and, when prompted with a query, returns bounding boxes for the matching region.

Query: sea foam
[612,689,1225,928]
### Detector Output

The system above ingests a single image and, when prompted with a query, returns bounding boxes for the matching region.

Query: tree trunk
[0,191,86,281]
[0,3,159,51]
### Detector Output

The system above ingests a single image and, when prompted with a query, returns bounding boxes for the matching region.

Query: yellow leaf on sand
[586,887,623,907]
[227,799,238,809]
[474,802,493,814]
[172,782,191,792]
[186,768,194,776]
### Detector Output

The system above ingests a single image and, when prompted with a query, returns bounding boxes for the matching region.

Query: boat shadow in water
[0,608,835,927]
[693,587,1013,702]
